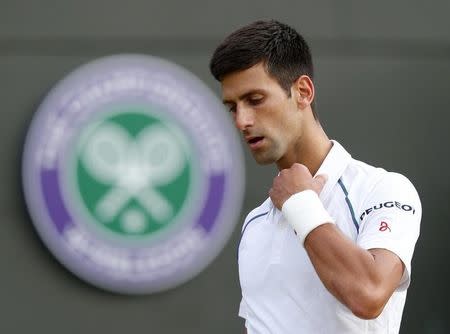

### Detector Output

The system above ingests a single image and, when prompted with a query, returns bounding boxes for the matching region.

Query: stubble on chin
[253,154,275,165]
[251,146,279,165]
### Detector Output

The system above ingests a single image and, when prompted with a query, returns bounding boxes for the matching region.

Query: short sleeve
[356,172,421,290]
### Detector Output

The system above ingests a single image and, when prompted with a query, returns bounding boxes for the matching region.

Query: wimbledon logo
[22,55,245,294]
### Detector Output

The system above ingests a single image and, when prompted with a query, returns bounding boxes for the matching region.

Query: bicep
[368,248,405,297]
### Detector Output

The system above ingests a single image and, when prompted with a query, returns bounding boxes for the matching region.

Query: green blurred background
[1,0,449,333]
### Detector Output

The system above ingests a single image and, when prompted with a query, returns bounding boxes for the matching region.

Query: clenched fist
[269,163,328,210]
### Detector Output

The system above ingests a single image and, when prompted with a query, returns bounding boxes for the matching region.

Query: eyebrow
[222,89,266,105]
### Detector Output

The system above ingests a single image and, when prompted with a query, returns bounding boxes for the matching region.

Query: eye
[227,105,236,113]
[248,96,264,106]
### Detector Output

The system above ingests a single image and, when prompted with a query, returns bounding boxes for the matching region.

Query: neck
[276,120,332,175]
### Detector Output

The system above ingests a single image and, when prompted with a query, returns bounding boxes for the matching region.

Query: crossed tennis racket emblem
[80,122,187,225]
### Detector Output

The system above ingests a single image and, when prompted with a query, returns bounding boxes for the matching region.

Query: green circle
[75,109,192,237]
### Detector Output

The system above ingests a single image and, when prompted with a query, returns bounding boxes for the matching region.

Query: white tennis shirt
[238,140,421,334]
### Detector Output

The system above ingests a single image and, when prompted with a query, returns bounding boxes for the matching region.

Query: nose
[234,106,254,131]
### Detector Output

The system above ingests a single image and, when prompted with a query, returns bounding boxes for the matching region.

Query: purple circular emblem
[22,54,245,294]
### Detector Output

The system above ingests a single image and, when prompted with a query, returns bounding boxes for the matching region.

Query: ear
[292,75,315,110]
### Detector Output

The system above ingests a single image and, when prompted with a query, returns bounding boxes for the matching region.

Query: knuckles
[292,163,309,172]
[279,169,289,176]
[272,164,315,197]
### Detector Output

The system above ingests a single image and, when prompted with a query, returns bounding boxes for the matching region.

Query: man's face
[221,63,302,168]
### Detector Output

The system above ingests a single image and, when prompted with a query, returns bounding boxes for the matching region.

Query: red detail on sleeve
[379,221,391,232]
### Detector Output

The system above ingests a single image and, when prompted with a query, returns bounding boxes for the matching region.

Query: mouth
[246,136,265,150]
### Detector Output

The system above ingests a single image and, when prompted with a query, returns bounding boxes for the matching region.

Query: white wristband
[281,190,335,246]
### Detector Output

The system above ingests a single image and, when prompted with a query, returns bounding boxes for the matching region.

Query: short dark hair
[209,20,317,118]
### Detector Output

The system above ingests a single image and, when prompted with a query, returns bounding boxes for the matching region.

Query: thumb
[313,174,328,194]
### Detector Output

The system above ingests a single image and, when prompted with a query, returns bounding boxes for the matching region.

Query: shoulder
[369,171,419,199]
[360,171,421,219]
[340,156,421,217]
[345,157,421,217]
[344,156,418,197]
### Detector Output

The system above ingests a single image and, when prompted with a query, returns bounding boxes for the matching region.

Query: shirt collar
[315,140,352,201]
[269,140,351,213]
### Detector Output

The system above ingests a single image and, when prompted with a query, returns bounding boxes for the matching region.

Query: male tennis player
[209,20,421,333]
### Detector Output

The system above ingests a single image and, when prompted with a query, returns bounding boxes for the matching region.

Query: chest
[238,195,359,296]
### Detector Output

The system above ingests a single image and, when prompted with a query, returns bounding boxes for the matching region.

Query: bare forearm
[304,223,401,319]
